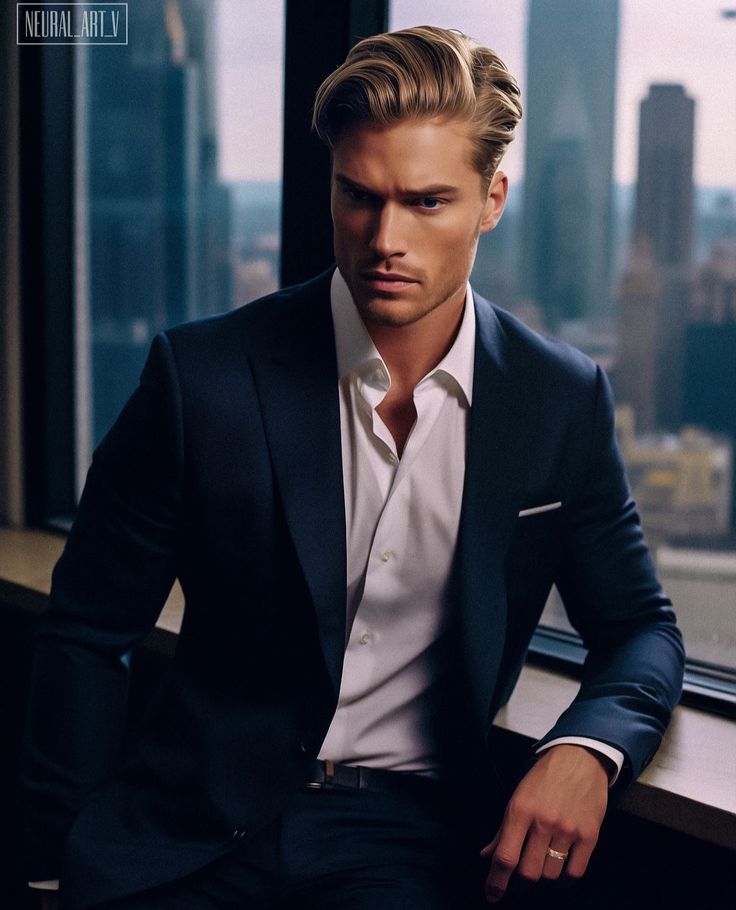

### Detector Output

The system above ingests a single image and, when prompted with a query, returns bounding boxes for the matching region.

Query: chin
[356,297,421,328]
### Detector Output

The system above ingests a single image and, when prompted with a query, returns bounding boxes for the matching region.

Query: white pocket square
[518,501,562,517]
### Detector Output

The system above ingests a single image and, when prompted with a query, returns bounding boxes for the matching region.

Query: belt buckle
[306,759,335,790]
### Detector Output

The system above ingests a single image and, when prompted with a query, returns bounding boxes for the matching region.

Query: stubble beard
[353,279,468,330]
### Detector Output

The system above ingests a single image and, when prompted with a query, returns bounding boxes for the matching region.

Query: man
[24,26,684,910]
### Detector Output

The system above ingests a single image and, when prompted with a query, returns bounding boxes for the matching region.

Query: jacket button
[232,828,246,840]
[299,741,307,753]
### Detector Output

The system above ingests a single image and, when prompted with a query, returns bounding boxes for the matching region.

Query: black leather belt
[305,759,445,801]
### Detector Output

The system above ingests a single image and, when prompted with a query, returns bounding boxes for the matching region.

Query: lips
[361,271,419,292]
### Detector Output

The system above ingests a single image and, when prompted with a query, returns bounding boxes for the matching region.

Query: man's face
[331,117,507,329]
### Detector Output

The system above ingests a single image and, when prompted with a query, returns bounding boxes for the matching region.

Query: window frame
[281,0,389,286]
[19,41,76,529]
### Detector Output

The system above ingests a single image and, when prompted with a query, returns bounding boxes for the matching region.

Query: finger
[516,824,553,883]
[484,821,528,903]
[565,831,598,880]
[541,840,573,881]
[479,832,499,858]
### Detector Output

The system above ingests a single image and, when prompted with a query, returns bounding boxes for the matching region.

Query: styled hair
[312,25,522,189]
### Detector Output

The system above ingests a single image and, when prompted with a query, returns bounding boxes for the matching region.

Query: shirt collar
[330,268,476,406]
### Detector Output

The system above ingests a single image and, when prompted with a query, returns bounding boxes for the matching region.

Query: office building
[520,0,619,329]
[691,237,736,324]
[621,83,695,431]
[615,237,662,432]
[634,85,695,267]
[683,245,736,531]
[82,0,231,447]
[616,405,732,544]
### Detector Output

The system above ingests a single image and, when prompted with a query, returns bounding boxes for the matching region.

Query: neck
[366,286,467,393]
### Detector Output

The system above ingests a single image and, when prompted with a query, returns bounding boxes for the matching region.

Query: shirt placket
[345,376,450,669]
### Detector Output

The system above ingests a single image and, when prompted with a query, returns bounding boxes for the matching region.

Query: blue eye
[415,197,443,210]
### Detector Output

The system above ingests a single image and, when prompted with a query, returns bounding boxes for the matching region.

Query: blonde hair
[313,25,522,189]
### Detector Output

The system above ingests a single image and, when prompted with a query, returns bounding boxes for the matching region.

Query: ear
[479,170,509,233]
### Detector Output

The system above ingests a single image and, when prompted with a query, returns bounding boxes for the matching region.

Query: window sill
[1,526,734,850]
[0,526,184,644]
[494,663,736,850]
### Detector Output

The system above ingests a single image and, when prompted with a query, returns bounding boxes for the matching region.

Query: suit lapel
[247,278,538,716]
[249,271,347,698]
[455,293,538,734]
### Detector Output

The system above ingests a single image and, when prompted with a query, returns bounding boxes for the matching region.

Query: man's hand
[480,744,609,903]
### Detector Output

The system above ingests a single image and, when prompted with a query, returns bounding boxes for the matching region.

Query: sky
[215,0,736,188]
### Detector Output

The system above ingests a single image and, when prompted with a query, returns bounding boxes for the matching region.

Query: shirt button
[380,550,393,562]
[388,452,398,464]
[359,630,372,645]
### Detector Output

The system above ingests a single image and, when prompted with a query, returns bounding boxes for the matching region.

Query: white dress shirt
[318,269,624,782]
[318,269,475,774]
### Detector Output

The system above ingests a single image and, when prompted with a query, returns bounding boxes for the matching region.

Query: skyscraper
[616,236,662,433]
[623,83,695,430]
[683,238,736,531]
[81,0,231,451]
[521,0,619,329]
[634,85,695,268]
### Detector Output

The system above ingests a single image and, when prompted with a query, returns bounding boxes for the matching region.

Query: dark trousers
[87,781,486,909]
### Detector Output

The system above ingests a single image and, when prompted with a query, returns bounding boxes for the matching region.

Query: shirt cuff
[535,736,624,786]
[29,880,59,890]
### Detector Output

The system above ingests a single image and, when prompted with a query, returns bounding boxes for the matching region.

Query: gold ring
[546,847,569,861]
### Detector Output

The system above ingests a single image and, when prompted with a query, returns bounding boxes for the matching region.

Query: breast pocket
[505,506,565,582]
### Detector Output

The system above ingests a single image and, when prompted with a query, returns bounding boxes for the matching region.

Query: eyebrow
[333,174,459,197]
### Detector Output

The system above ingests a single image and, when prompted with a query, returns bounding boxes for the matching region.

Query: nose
[368,203,407,260]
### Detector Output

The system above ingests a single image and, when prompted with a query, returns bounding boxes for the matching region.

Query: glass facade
[74,0,284,470]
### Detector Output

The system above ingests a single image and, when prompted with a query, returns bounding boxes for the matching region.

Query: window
[12,0,733,709]
[391,0,736,707]
[74,0,284,485]
[17,0,386,526]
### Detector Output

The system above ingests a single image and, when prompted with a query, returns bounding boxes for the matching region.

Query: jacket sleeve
[536,366,685,784]
[22,332,184,881]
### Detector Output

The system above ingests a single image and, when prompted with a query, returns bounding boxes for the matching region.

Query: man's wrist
[579,745,617,781]
[535,736,625,786]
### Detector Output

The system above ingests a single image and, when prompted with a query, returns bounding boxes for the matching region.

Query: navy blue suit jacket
[23,268,684,907]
